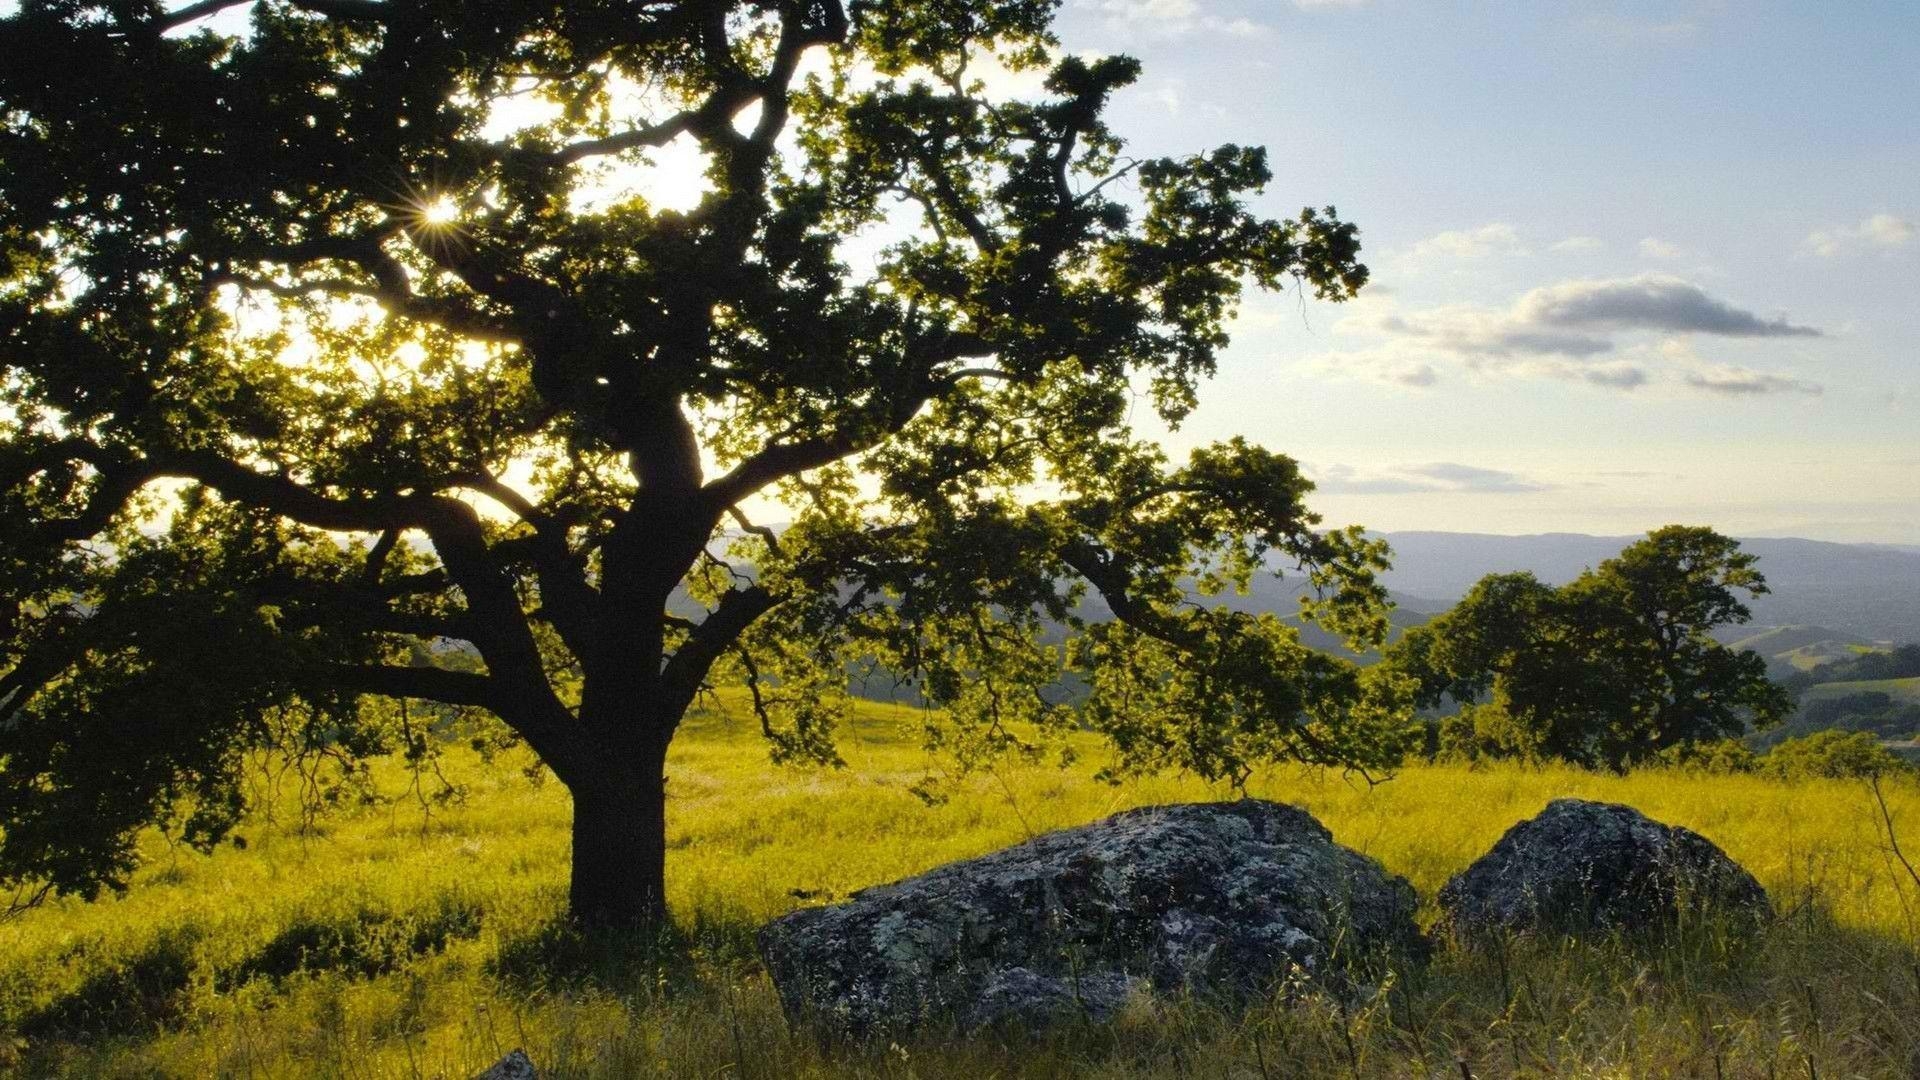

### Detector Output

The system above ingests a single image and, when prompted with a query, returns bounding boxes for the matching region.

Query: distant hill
[1722,625,1875,677]
[1373,532,1920,643]
[1075,572,1437,661]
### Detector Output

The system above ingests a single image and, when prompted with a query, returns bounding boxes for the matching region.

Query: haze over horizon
[1052,1,1917,545]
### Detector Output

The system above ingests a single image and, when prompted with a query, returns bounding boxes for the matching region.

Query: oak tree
[0,0,1398,926]
[1388,526,1791,768]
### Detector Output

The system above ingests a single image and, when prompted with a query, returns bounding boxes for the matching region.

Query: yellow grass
[6,691,1920,1077]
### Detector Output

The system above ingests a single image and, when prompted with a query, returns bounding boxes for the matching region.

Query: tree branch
[659,583,780,716]
[145,0,386,34]
[326,663,502,710]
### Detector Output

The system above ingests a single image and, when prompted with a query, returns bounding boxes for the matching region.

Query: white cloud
[1659,341,1823,397]
[1317,346,1438,388]
[1551,236,1606,253]
[1805,214,1916,257]
[1404,223,1528,261]
[1311,462,1551,495]
[1089,0,1275,36]
[1638,237,1684,260]
[1514,275,1819,338]
[1094,0,1195,20]
[1316,276,1823,395]
[1371,274,1817,361]
[1682,365,1823,396]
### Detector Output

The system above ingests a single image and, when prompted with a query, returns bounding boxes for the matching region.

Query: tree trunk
[565,739,672,929]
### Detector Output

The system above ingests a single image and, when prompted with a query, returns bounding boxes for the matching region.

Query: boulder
[474,1049,536,1080]
[1438,798,1769,940]
[757,800,1423,1034]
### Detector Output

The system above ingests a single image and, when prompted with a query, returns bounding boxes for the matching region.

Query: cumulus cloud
[1312,462,1550,495]
[1405,223,1527,261]
[1579,361,1652,390]
[1514,275,1820,338]
[1551,235,1606,253]
[1369,275,1815,366]
[1318,275,1823,395]
[1805,214,1916,257]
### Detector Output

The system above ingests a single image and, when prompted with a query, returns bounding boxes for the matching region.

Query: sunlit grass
[5,691,1920,1076]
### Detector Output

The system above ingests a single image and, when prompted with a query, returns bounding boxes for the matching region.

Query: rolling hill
[1723,625,1876,676]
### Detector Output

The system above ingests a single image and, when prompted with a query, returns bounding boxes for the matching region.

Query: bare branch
[727,505,782,557]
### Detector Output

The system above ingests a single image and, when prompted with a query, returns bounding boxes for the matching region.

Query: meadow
[1802,677,1920,705]
[7,693,1920,1078]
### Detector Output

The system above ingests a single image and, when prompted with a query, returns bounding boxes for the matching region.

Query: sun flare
[418,194,460,226]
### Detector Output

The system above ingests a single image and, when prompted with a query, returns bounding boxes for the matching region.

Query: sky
[24,1,1917,543]
[1035,0,1918,543]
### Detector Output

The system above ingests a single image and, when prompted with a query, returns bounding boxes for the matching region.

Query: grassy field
[7,692,1920,1077]
[1802,676,1920,704]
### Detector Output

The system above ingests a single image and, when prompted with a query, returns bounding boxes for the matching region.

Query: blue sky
[1048,1,1918,542]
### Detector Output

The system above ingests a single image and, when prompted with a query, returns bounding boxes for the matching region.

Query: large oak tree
[0,0,1404,926]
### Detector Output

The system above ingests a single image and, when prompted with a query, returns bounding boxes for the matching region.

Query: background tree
[0,0,1400,926]
[1390,526,1791,769]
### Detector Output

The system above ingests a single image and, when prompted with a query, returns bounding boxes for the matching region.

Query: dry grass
[5,692,1920,1077]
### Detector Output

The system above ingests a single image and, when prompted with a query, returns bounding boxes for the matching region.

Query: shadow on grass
[215,890,486,990]
[488,908,763,999]
[14,891,488,1044]
[16,929,201,1041]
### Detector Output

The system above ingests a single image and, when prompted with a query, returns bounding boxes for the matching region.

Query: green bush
[1655,738,1759,774]
[1760,731,1909,780]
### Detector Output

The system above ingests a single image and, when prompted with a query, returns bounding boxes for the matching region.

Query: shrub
[1760,731,1909,780]
[1655,738,1758,774]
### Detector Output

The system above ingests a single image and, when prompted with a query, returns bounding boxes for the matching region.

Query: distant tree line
[1754,692,1920,749]
[1661,730,1911,781]
[1778,644,1920,695]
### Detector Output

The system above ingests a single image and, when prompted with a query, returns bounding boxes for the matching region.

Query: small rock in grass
[1438,798,1769,940]
[474,1048,537,1080]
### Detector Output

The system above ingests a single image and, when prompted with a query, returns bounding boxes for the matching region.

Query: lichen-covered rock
[757,800,1424,1035]
[1438,798,1769,940]
[474,1049,537,1080]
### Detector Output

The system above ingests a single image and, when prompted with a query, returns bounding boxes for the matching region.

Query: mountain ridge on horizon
[1368,530,1920,643]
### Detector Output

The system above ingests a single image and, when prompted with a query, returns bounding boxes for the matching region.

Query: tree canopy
[1386,526,1791,769]
[0,0,1398,924]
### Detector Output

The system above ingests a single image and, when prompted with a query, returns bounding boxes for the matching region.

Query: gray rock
[1438,798,1769,940]
[961,967,1142,1030]
[474,1049,536,1080]
[757,800,1423,1035]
